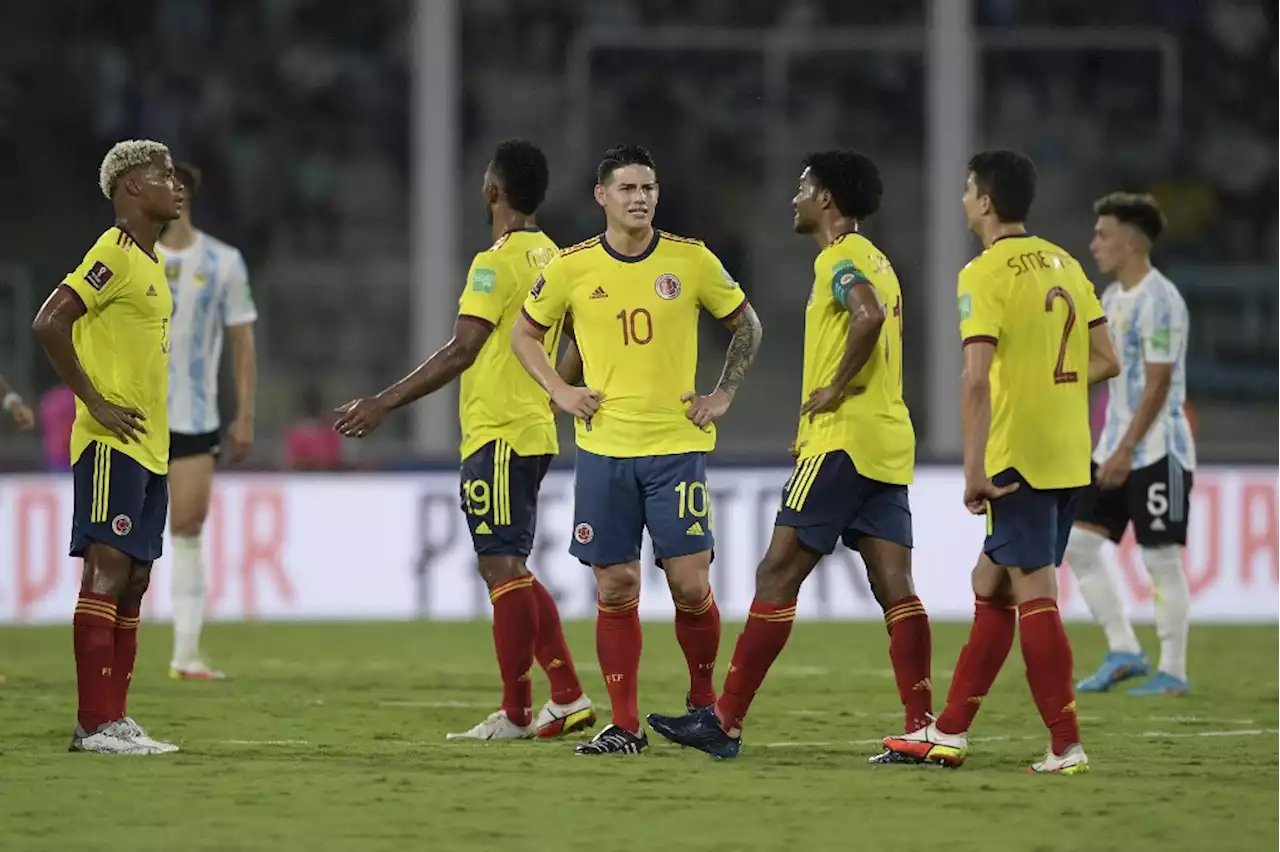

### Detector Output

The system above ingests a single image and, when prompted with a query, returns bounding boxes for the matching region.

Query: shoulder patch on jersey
[560,236,601,257]
[84,260,114,291]
[958,292,973,321]
[471,267,497,293]
[530,275,546,300]
[716,257,738,288]
[1149,327,1171,354]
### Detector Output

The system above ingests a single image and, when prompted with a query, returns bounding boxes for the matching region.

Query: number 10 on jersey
[617,308,653,345]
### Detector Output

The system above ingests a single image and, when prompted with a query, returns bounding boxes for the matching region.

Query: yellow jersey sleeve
[695,245,747,320]
[457,251,512,328]
[62,237,131,314]
[521,255,570,330]
[957,265,1003,345]
[1080,276,1106,329]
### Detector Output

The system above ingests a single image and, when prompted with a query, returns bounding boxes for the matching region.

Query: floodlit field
[1,620,1275,852]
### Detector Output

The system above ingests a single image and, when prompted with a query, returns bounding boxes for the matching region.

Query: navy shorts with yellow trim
[775,450,912,554]
[570,449,713,567]
[71,441,168,563]
[460,439,552,556]
[983,467,1083,570]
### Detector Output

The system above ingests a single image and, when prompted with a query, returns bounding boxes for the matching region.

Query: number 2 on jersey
[1044,286,1078,384]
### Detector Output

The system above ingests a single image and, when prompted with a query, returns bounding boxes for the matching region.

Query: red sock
[73,592,118,732]
[883,595,932,732]
[715,598,796,733]
[530,578,584,705]
[489,576,539,727]
[113,599,141,719]
[596,597,642,733]
[936,595,1016,736]
[674,589,721,708]
[1018,598,1081,754]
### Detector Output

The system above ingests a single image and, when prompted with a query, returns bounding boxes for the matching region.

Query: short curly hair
[99,139,170,200]
[1094,191,1165,243]
[802,150,883,220]
[491,140,549,215]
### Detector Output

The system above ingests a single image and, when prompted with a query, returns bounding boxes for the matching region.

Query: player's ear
[593,183,607,209]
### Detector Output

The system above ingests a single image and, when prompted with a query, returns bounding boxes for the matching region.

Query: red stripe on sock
[73,593,118,732]
[491,580,538,727]
[597,599,642,733]
[884,595,933,732]
[936,595,1016,736]
[674,591,720,708]
[530,579,583,706]
[1018,598,1081,754]
[716,598,796,733]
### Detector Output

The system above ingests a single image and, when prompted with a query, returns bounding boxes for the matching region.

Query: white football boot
[534,694,597,739]
[1029,742,1090,775]
[69,720,164,755]
[445,709,535,741]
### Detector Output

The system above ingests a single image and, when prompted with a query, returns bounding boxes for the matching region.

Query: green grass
[0,620,1275,852]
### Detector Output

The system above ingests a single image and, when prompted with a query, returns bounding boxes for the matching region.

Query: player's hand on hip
[1095,450,1132,490]
[8,401,35,431]
[334,398,389,439]
[87,398,147,443]
[963,476,1019,515]
[681,388,732,429]
[226,415,254,463]
[551,385,602,420]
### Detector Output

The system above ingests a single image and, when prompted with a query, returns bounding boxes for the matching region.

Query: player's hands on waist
[1095,446,1133,490]
[87,394,147,443]
[963,474,1019,516]
[226,414,254,463]
[681,388,733,429]
[552,384,603,421]
[799,384,864,422]
[334,397,390,439]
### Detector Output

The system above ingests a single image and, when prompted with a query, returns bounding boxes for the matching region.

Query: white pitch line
[379,700,495,709]
[1146,716,1256,725]
[222,739,310,746]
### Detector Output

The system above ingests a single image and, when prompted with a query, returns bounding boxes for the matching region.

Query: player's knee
[594,562,641,604]
[1010,565,1058,603]
[665,564,709,606]
[170,511,205,539]
[755,553,804,603]
[1065,525,1106,563]
[477,556,528,589]
[80,545,133,597]
[866,564,914,610]
[126,566,153,602]
[969,555,1009,599]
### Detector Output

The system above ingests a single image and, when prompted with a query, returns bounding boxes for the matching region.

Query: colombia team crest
[654,274,681,300]
[112,514,133,536]
[574,523,594,544]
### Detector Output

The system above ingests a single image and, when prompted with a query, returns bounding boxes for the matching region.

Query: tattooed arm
[682,302,762,428]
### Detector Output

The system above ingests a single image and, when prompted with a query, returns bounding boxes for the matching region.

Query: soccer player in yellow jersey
[32,139,184,755]
[648,150,933,760]
[513,144,763,755]
[335,141,594,740]
[882,150,1120,775]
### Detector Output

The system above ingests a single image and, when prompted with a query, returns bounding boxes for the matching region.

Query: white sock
[1142,545,1189,682]
[1065,527,1142,655]
[171,534,206,667]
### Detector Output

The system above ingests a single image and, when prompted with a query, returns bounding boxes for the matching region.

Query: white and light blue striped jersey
[159,230,257,435]
[1094,268,1196,471]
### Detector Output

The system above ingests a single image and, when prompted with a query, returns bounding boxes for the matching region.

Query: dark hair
[491,139,549,215]
[597,144,656,184]
[803,150,883,220]
[174,161,202,200]
[967,150,1037,223]
[1093,191,1165,243]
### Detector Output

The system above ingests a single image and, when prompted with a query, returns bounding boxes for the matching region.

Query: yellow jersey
[521,230,747,458]
[62,226,173,474]
[457,228,562,460]
[958,234,1105,490]
[794,233,914,485]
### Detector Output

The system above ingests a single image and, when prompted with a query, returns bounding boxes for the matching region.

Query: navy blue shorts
[775,450,913,554]
[460,440,552,557]
[570,449,713,567]
[984,468,1083,570]
[70,442,168,563]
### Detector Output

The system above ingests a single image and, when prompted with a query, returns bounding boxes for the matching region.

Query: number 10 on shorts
[674,481,711,528]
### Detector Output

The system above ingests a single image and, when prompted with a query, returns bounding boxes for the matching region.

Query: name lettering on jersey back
[1007,250,1068,276]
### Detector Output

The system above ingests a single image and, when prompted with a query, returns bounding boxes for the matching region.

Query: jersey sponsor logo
[471,268,496,293]
[85,261,113,291]
[958,292,973,321]
[654,273,681,300]
[589,286,608,299]
[574,522,594,544]
[111,514,133,536]
[530,275,546,300]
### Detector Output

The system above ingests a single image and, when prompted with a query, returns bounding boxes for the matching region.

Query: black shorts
[71,442,169,563]
[170,429,221,460]
[460,440,552,557]
[1076,457,1193,547]
[775,450,913,554]
[984,468,1082,571]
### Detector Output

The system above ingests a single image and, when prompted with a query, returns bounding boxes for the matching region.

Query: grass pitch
[1,620,1275,851]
